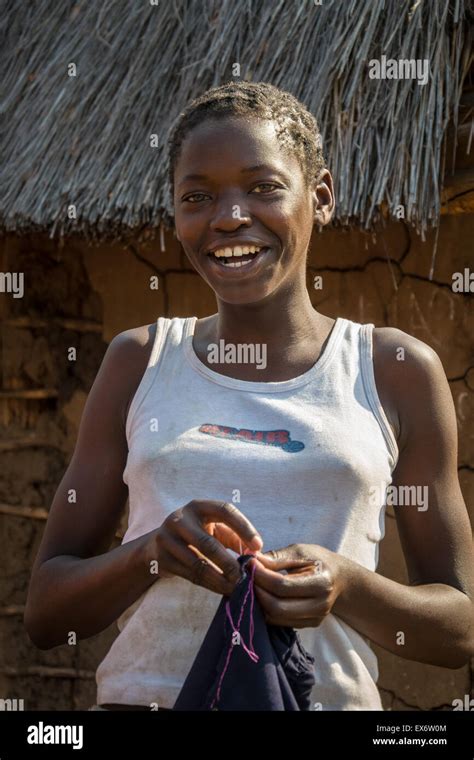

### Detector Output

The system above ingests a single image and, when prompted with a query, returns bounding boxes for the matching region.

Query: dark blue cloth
[173,554,316,711]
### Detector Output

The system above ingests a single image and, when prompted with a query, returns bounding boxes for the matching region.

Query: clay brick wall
[0,214,472,709]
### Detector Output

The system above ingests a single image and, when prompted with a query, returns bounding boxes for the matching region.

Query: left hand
[248,543,348,628]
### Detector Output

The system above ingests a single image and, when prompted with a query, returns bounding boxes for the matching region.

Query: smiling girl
[25,82,474,711]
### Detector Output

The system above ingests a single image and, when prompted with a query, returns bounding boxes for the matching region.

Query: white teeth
[211,245,263,258]
[220,258,253,268]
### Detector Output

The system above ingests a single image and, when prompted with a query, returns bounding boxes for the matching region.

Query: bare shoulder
[105,322,158,427]
[110,322,158,355]
[372,326,440,364]
[372,326,451,449]
[372,326,445,383]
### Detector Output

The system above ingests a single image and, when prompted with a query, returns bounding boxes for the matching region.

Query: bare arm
[24,327,161,648]
[332,329,474,668]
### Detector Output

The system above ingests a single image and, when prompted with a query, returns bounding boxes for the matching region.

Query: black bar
[0,709,472,758]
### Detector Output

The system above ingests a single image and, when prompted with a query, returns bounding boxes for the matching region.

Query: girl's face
[173,116,333,305]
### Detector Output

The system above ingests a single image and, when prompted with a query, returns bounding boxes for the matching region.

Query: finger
[213,523,253,555]
[179,522,244,585]
[163,534,236,595]
[187,543,226,575]
[254,551,315,571]
[251,559,323,597]
[254,585,325,626]
[193,500,263,551]
[286,566,319,576]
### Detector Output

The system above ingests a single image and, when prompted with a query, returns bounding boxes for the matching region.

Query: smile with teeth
[207,245,268,267]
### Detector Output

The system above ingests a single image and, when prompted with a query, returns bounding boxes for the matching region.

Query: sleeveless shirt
[95,315,399,710]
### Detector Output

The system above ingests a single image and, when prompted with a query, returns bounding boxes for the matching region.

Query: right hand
[150,499,263,595]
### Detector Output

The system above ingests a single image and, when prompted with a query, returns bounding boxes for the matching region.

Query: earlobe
[313,210,324,228]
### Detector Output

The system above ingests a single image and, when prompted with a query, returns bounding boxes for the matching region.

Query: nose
[210,193,252,232]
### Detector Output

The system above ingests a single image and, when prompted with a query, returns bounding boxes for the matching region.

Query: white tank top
[95,315,399,710]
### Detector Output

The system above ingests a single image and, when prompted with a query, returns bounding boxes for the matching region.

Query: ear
[312,170,335,228]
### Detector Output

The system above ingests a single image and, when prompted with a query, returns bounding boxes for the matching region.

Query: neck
[213,280,323,350]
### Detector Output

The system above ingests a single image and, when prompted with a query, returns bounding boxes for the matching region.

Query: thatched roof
[0,0,471,243]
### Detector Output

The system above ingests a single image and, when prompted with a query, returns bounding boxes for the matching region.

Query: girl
[25,82,474,711]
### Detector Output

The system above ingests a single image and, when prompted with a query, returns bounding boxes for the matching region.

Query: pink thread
[209,559,259,709]
[247,561,257,652]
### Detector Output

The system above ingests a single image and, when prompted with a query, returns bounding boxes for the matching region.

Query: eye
[251,183,281,194]
[182,193,209,203]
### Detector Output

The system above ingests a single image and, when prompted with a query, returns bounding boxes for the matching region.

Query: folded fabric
[173,553,316,711]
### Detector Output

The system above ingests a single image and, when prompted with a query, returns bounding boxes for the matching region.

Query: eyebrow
[178,164,283,184]
[240,164,278,174]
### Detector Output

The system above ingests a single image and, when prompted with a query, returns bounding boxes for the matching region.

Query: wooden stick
[0,438,58,452]
[0,666,95,680]
[0,389,58,399]
[0,503,125,542]
[0,605,25,616]
[0,504,49,520]
[3,317,103,333]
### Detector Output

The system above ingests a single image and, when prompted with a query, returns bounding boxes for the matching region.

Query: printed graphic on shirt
[199,423,305,452]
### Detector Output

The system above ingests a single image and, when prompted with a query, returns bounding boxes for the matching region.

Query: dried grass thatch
[0,0,471,243]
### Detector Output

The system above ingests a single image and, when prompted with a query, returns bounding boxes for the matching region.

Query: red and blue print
[199,423,305,453]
